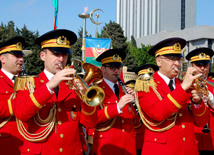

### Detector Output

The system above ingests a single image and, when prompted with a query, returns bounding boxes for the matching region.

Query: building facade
[116,0,196,41]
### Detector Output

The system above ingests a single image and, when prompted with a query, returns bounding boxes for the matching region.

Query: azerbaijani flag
[53,0,58,30]
[85,37,111,67]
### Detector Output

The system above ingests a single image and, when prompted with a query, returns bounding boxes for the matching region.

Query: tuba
[61,58,105,107]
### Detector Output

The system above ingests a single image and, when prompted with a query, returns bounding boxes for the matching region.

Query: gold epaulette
[135,75,157,93]
[14,75,37,93]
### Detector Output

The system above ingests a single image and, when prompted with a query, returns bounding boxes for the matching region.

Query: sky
[0,0,214,37]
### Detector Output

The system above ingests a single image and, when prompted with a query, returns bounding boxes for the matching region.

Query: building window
[181,0,185,30]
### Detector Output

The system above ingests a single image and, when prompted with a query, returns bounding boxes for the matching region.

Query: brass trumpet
[59,59,105,107]
[175,67,214,95]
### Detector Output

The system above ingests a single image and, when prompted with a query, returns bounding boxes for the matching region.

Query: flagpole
[78,9,90,63]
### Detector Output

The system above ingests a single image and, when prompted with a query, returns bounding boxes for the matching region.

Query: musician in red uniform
[13,29,97,155]
[186,47,214,155]
[133,64,158,155]
[92,49,136,155]
[136,37,209,155]
[0,36,25,154]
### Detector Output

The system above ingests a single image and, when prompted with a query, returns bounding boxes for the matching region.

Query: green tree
[19,25,42,75]
[0,21,19,42]
[101,21,138,71]
[130,44,156,66]
[102,21,128,50]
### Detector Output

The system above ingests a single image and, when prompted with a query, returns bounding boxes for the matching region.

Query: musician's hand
[72,78,86,92]
[117,94,134,111]
[47,68,76,90]
[181,67,202,91]
[126,86,134,96]
[191,89,203,104]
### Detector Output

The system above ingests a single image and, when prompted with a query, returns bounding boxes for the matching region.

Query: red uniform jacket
[13,71,97,155]
[138,72,208,155]
[194,77,214,150]
[133,116,145,151]
[0,70,24,154]
[92,80,136,155]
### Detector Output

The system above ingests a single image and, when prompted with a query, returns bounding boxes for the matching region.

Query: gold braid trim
[0,92,17,128]
[94,103,117,132]
[134,123,142,129]
[135,76,157,92]
[0,117,11,128]
[194,106,207,117]
[7,92,16,116]
[16,104,56,142]
[167,94,182,109]
[30,94,43,109]
[16,80,56,142]
[135,90,177,132]
[7,100,13,116]
[94,118,117,132]
[82,106,96,116]
[14,76,35,93]
[104,106,111,120]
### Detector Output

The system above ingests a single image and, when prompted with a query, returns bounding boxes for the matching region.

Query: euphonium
[59,58,105,107]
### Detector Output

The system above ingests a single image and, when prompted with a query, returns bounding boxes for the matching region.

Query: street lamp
[78,9,90,62]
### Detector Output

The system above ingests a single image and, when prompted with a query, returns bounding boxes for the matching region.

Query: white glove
[207,91,214,109]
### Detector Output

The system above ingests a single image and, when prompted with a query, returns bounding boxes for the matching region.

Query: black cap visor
[49,47,71,55]
[9,50,24,56]
[163,54,184,58]
[193,60,210,66]
[103,62,123,67]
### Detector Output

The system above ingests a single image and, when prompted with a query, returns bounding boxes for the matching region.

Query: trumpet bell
[84,85,105,107]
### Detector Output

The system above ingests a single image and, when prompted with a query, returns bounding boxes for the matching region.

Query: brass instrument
[59,58,105,107]
[175,67,214,95]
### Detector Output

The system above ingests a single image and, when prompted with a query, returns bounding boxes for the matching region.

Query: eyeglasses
[160,56,184,63]
[104,65,122,71]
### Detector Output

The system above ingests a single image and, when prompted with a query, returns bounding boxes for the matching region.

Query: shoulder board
[135,76,157,92]
[14,75,37,91]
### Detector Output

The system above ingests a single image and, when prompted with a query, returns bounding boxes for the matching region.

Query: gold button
[103,86,105,89]
[116,101,118,103]
[183,137,186,141]
[179,113,182,117]
[81,149,83,152]
[6,91,8,94]
[27,148,30,152]
[59,148,63,152]
[0,76,3,78]
[58,121,62,125]
[122,129,125,132]
[0,134,1,136]
[100,135,102,138]
[154,138,157,141]
[122,120,124,123]
[108,102,110,103]
[58,108,62,112]
[182,125,185,129]
[73,105,76,108]
[60,134,64,138]
[40,80,44,83]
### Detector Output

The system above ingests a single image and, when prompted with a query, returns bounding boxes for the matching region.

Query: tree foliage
[130,43,156,66]
[102,20,128,50]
